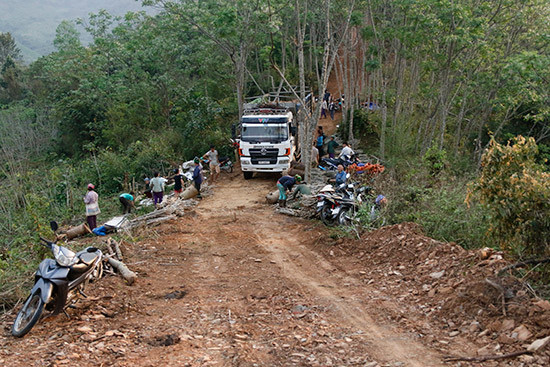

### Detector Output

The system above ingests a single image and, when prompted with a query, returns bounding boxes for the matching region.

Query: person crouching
[276,174,302,207]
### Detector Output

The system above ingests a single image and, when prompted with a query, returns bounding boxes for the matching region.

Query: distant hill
[0,0,157,63]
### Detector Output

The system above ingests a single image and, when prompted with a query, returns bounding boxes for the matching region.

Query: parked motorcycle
[12,221,103,337]
[219,157,234,173]
[200,157,233,173]
[337,186,371,226]
[320,154,359,170]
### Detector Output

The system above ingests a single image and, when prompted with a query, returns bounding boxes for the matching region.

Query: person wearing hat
[192,157,203,199]
[83,183,100,230]
[276,174,302,207]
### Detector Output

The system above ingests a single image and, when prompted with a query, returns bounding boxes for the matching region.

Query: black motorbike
[320,154,358,170]
[12,221,103,337]
[337,186,371,226]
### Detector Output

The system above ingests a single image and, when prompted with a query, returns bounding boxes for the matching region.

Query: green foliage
[338,108,377,142]
[468,136,550,258]
[378,163,490,249]
[422,146,447,176]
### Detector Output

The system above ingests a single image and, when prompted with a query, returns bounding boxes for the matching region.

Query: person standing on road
[316,126,326,158]
[151,172,165,208]
[202,145,220,183]
[321,99,328,119]
[171,168,184,198]
[276,174,302,207]
[327,135,339,159]
[143,177,152,198]
[119,191,135,214]
[193,157,203,199]
[311,143,319,166]
[83,183,100,230]
[329,101,336,120]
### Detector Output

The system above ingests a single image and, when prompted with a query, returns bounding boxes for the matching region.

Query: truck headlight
[241,159,251,164]
[279,158,289,164]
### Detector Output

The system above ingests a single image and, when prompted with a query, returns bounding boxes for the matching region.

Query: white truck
[234,103,298,179]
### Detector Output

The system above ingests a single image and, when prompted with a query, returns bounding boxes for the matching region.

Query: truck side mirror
[231,124,237,139]
[290,126,297,136]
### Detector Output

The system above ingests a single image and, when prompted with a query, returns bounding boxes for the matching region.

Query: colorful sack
[86,202,101,216]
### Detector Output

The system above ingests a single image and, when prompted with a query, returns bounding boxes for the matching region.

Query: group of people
[82,145,223,229]
[312,126,354,166]
[278,133,356,207]
[320,90,343,120]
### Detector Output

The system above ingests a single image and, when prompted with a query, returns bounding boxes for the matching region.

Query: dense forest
[0,0,548,304]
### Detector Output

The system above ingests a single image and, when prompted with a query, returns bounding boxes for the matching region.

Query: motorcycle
[317,180,372,227]
[200,157,233,173]
[12,221,103,337]
[320,154,359,170]
[316,184,347,226]
[337,186,371,226]
[219,157,234,173]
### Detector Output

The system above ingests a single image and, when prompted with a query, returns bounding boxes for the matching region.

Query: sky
[0,0,159,62]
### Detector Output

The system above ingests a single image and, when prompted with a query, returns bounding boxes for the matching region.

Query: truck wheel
[243,172,253,180]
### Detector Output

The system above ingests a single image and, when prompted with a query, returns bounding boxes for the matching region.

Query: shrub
[468,136,550,258]
[422,146,447,176]
[375,162,490,249]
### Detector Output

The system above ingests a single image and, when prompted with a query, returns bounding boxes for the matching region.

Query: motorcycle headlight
[52,244,77,267]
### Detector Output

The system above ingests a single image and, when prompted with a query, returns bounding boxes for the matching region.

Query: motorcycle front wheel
[337,206,354,226]
[12,291,45,337]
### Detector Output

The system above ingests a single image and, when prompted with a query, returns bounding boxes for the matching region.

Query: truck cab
[236,105,297,179]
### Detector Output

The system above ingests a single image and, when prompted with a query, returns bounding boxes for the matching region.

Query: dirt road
[1,173,454,366]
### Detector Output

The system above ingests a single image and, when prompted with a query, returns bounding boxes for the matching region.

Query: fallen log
[443,350,531,363]
[111,239,124,260]
[107,257,137,285]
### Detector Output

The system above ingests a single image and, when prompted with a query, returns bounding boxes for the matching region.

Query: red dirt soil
[0,179,548,366]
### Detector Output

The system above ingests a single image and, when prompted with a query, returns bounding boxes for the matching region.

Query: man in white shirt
[338,142,354,160]
[311,144,319,166]
[203,145,220,183]
[150,172,165,208]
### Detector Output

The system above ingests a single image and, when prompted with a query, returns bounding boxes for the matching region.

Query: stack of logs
[103,238,137,285]
[124,197,197,230]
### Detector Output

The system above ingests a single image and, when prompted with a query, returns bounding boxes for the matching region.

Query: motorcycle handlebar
[39,237,54,247]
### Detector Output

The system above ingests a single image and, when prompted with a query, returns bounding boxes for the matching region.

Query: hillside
[0,0,155,62]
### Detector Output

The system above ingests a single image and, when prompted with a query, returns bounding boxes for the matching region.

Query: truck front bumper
[240,158,290,172]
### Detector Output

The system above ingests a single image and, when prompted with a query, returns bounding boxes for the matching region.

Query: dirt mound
[321,222,550,363]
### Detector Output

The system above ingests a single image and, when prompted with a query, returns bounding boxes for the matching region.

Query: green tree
[0,32,22,67]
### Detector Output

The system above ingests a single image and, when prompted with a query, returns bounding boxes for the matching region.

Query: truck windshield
[241,125,288,143]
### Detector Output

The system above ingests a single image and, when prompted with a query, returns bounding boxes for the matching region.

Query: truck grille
[249,148,279,165]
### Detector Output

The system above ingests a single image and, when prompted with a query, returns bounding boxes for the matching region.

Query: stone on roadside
[511,325,532,341]
[429,270,445,279]
[533,299,550,311]
[527,336,550,353]
[500,319,515,332]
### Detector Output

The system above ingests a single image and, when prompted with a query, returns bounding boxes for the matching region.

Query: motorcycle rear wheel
[12,291,45,337]
[320,205,336,226]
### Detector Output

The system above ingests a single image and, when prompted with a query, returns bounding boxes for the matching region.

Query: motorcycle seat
[78,251,99,265]
[70,249,100,273]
